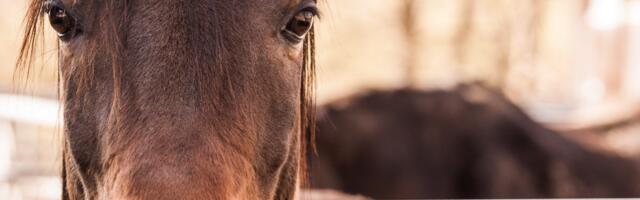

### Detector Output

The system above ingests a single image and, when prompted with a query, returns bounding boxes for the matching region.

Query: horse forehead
[139,0,300,8]
[67,0,301,11]
[127,0,302,19]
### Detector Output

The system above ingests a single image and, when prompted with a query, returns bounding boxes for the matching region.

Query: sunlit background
[2,0,640,199]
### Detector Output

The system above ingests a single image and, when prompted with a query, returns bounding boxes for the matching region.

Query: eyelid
[43,0,62,14]
[298,1,321,19]
[43,0,78,18]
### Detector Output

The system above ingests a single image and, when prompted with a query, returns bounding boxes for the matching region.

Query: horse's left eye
[47,5,76,38]
[283,9,316,42]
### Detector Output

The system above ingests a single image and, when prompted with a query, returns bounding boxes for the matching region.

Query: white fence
[0,94,61,200]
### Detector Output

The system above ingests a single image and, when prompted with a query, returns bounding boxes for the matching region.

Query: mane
[15,0,47,85]
[300,27,317,187]
[15,0,317,188]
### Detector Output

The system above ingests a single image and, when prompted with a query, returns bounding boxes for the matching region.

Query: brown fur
[17,0,317,199]
[312,84,640,198]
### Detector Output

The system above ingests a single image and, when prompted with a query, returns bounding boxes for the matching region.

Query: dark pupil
[288,11,313,36]
[49,6,73,35]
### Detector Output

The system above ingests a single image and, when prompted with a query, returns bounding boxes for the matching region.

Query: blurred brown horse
[312,84,640,198]
[17,0,318,199]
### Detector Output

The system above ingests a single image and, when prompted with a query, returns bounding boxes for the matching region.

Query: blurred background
[2,0,640,199]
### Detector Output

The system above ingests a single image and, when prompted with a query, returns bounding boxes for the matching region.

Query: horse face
[33,0,316,199]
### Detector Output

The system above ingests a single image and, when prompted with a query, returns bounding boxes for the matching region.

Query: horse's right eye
[47,5,76,38]
[281,5,318,44]
[285,10,315,37]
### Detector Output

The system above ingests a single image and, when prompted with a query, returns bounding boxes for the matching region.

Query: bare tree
[402,0,418,88]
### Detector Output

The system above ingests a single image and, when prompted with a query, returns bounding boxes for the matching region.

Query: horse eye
[283,10,316,42]
[47,5,76,38]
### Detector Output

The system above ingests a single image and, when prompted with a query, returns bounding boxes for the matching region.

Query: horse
[16,0,318,199]
[312,84,640,198]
